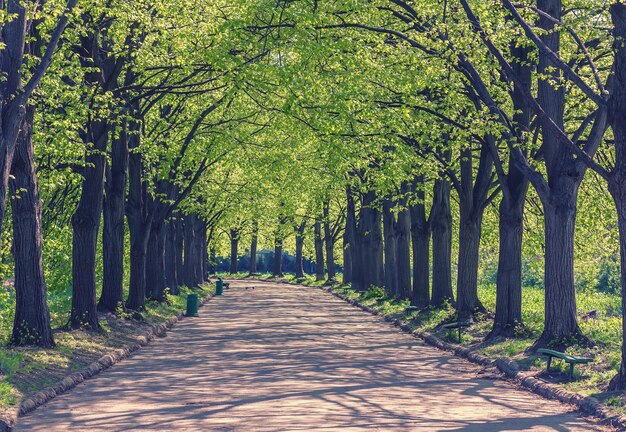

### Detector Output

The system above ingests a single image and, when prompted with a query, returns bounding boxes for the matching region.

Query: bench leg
[569,363,575,379]
[458,327,462,343]
[546,356,552,372]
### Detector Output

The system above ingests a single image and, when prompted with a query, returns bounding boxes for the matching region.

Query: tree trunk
[410,176,430,308]
[490,188,526,337]
[183,214,197,287]
[165,221,179,295]
[70,120,107,330]
[273,238,283,277]
[396,183,412,299]
[361,190,384,290]
[249,221,258,274]
[533,197,584,346]
[608,2,626,390]
[295,222,305,278]
[192,217,205,285]
[199,219,207,282]
[230,228,239,274]
[209,246,216,275]
[9,106,54,347]
[456,212,485,320]
[126,132,151,311]
[175,217,185,285]
[323,203,336,281]
[100,127,128,312]
[430,179,454,307]
[314,221,325,281]
[146,222,166,301]
[383,199,398,296]
[489,34,531,338]
[345,185,357,286]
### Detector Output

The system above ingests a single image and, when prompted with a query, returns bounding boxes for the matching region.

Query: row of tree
[6,0,626,395]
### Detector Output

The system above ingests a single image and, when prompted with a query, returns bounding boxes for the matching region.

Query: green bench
[537,348,593,379]
[442,321,471,342]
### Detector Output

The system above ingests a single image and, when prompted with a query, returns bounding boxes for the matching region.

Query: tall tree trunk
[70,120,107,330]
[532,0,586,348]
[456,210,485,320]
[230,228,239,274]
[146,222,166,301]
[383,199,398,296]
[314,221,325,281]
[490,36,531,338]
[209,245,216,275]
[345,185,357,286]
[608,2,626,390]
[249,221,258,275]
[192,217,205,285]
[396,183,412,298]
[273,237,283,277]
[100,127,128,312]
[9,106,54,347]
[126,130,151,311]
[430,179,454,307]
[361,190,384,290]
[410,176,430,308]
[199,219,207,282]
[165,221,179,295]
[175,217,184,285]
[295,222,305,278]
[323,202,336,281]
[491,193,525,336]
[183,214,198,287]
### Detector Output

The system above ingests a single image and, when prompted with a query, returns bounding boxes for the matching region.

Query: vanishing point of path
[18,280,610,431]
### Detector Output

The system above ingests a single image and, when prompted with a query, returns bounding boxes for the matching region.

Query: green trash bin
[186,293,199,317]
[216,279,224,296]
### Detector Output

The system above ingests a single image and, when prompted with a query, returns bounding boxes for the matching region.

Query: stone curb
[317,285,626,431]
[1,290,216,432]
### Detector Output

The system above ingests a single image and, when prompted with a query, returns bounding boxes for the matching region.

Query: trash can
[216,279,224,296]
[186,293,199,317]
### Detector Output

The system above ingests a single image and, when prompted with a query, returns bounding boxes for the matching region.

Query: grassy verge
[225,272,626,415]
[0,284,211,420]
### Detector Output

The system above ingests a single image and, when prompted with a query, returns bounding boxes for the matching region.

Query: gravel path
[16,280,610,431]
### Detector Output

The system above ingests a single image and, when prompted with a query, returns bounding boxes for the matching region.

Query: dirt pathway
[17,280,610,431]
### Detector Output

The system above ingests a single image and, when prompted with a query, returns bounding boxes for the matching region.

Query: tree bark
[396,183,412,299]
[430,179,454,307]
[314,220,325,281]
[230,228,239,274]
[146,222,166,301]
[410,176,430,308]
[165,221,179,295]
[249,220,258,274]
[491,194,525,336]
[608,2,626,390]
[9,106,54,347]
[383,199,398,296]
[323,202,336,281]
[183,213,198,287]
[209,245,216,275]
[70,120,107,330]
[126,128,151,311]
[295,222,305,278]
[273,238,283,277]
[489,35,531,338]
[100,126,128,312]
[175,217,185,285]
[532,0,587,348]
[345,185,357,286]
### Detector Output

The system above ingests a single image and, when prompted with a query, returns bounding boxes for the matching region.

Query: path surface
[17,280,609,431]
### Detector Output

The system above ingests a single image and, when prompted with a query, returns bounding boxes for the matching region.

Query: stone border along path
[16,280,613,431]
[2,290,215,432]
